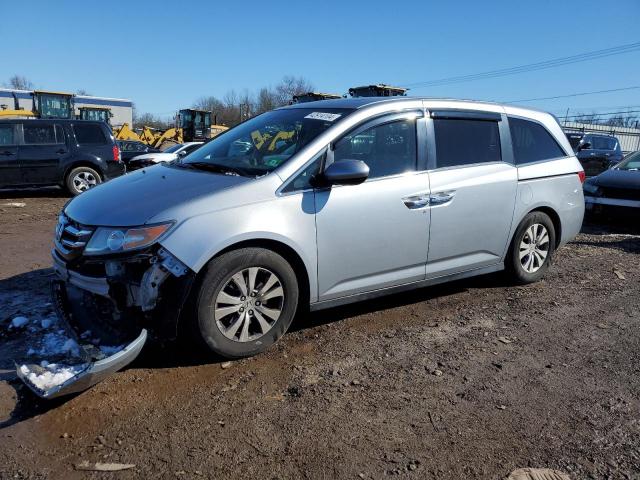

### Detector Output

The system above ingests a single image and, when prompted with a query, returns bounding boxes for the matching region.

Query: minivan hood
[65,164,251,226]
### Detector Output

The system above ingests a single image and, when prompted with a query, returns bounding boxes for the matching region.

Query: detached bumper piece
[17,246,193,398]
[17,329,147,399]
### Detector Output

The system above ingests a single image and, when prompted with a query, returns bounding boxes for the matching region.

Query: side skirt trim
[309,263,504,312]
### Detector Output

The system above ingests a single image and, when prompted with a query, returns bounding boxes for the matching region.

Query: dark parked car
[0,119,124,195]
[117,140,160,166]
[565,132,584,152]
[583,151,640,213]
[575,133,623,177]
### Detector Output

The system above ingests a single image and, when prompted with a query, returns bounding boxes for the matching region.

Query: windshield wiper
[179,162,246,177]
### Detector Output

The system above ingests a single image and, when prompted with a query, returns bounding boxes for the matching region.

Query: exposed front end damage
[17,219,195,398]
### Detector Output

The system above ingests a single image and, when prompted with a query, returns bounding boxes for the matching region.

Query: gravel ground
[0,190,639,479]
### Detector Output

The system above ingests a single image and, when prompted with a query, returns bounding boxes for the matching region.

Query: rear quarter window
[509,117,566,165]
[73,124,108,145]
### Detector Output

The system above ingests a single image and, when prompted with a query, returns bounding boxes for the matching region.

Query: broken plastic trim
[17,329,147,399]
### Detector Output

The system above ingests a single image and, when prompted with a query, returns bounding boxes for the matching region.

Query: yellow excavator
[78,106,113,124]
[112,108,228,150]
[0,90,75,119]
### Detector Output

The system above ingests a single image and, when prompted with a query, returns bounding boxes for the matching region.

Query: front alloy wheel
[193,248,299,359]
[214,267,284,342]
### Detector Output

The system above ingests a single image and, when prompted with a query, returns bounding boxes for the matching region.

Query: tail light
[578,171,586,184]
[112,145,121,162]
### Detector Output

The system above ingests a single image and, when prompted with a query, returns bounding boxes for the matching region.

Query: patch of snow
[2,202,26,207]
[11,316,29,328]
[40,318,54,329]
[39,331,81,358]
[19,363,86,391]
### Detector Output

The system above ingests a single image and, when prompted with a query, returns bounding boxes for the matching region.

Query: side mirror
[578,142,591,151]
[178,150,188,157]
[322,159,369,186]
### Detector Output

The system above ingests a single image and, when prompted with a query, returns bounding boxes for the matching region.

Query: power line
[404,41,640,89]
[549,104,640,113]
[558,109,640,120]
[504,86,640,103]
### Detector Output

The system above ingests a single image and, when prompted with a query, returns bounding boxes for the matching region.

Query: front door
[19,122,69,184]
[0,123,20,186]
[315,112,431,301]
[426,111,517,278]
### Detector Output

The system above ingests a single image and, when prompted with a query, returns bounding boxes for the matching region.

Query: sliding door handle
[402,194,430,209]
[430,191,456,206]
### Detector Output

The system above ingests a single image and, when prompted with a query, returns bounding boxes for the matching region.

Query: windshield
[616,151,640,171]
[164,144,184,153]
[176,107,352,176]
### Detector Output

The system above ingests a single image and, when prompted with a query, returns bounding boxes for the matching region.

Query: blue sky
[2,0,639,120]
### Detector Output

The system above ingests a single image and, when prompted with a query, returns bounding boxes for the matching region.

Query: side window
[74,124,107,145]
[135,142,147,151]
[23,124,58,144]
[509,117,565,164]
[0,124,16,145]
[281,153,323,193]
[183,144,201,155]
[434,119,501,168]
[333,119,417,179]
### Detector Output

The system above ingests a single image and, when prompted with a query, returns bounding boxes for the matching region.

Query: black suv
[575,133,624,177]
[0,119,125,195]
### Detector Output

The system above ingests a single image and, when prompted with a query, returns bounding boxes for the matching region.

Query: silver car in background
[28,97,585,397]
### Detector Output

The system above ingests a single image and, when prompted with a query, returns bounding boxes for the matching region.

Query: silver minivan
[25,97,585,397]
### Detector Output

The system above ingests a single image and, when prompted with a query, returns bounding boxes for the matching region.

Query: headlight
[583,183,601,196]
[84,222,173,255]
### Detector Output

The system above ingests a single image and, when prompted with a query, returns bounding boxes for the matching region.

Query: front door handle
[0,150,14,156]
[56,149,67,154]
[402,194,430,209]
[430,191,456,206]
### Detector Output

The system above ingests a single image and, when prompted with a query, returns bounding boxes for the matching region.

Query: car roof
[280,96,555,116]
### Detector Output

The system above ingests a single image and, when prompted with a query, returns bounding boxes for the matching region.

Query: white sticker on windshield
[304,112,342,122]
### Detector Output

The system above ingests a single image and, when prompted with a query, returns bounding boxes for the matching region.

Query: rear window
[0,125,16,145]
[23,124,63,144]
[73,124,107,145]
[434,119,501,168]
[588,136,617,150]
[509,117,566,165]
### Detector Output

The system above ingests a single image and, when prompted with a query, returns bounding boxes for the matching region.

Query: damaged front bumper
[17,245,194,398]
[17,328,148,399]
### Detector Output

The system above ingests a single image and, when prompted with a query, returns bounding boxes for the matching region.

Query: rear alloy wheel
[193,248,299,358]
[66,166,102,196]
[507,211,556,284]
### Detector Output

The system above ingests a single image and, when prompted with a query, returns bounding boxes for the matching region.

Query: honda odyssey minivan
[23,97,586,398]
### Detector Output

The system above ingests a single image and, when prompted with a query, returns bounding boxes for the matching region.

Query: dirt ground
[0,188,639,480]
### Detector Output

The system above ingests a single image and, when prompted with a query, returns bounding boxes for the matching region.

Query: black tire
[65,166,102,196]
[191,248,299,359]
[507,211,556,284]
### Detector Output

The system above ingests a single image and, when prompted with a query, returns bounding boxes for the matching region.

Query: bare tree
[133,111,170,130]
[76,89,91,96]
[191,76,314,127]
[5,75,33,90]
[273,75,314,105]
